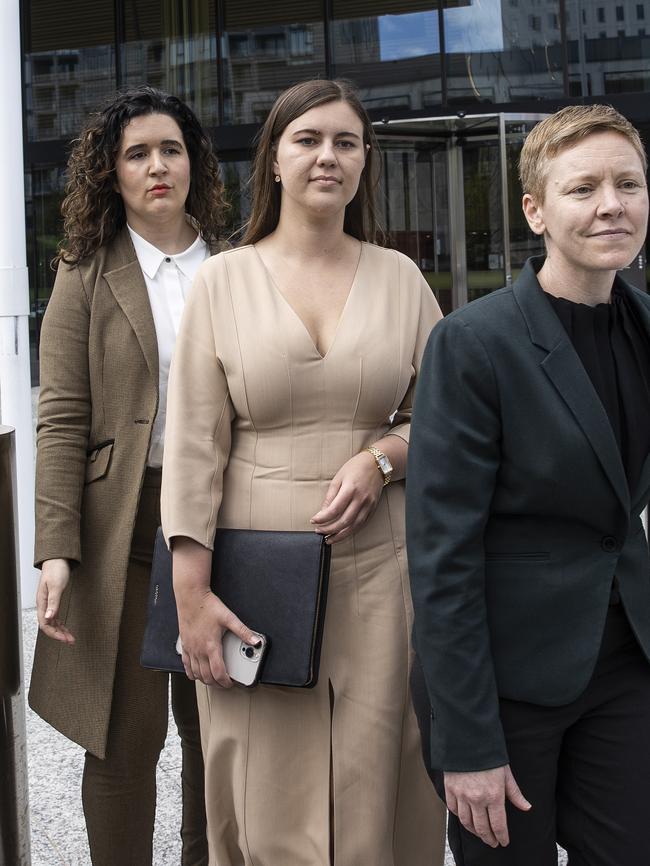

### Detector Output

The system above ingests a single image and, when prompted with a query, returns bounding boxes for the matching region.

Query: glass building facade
[21,0,650,379]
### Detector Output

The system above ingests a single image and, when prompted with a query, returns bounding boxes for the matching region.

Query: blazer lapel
[633,455,650,515]
[104,230,159,381]
[514,258,630,513]
[103,229,224,383]
[624,280,650,513]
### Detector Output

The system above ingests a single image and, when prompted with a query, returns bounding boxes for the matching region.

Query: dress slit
[329,678,336,865]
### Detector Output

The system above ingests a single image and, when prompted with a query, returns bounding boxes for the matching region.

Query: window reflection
[463,139,505,301]
[378,140,452,314]
[25,165,67,382]
[221,161,252,240]
[566,0,650,97]
[331,2,442,112]
[122,0,218,126]
[505,124,545,276]
[443,0,564,104]
[25,0,116,142]
[222,1,326,124]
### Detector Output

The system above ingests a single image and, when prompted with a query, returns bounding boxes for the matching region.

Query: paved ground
[22,608,185,866]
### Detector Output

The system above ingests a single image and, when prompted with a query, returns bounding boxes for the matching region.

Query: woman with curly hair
[29,85,227,866]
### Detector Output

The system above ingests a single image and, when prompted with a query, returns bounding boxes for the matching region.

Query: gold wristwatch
[365,446,393,486]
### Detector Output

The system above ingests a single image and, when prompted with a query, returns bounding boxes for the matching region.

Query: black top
[546,284,650,494]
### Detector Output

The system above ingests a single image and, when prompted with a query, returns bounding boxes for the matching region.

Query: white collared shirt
[128,223,210,467]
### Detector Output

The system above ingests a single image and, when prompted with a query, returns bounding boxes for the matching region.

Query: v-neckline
[253,242,364,360]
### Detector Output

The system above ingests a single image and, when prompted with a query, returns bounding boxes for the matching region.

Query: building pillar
[0,426,31,866]
[0,0,38,608]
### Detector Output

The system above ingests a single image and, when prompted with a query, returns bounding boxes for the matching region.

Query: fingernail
[45,609,53,619]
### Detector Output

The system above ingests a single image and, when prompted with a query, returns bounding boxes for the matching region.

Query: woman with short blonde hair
[408,104,650,864]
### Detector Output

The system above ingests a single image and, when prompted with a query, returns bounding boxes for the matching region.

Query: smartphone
[222,631,267,687]
[175,631,267,686]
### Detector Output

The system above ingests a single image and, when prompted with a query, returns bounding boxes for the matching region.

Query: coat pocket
[85,440,114,484]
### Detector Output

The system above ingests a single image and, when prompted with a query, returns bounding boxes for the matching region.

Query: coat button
[601,536,618,553]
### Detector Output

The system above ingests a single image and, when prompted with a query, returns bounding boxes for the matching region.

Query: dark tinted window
[331,1,442,112]
[442,0,563,105]
[222,0,326,124]
[122,0,218,126]
[566,0,650,97]
[25,0,116,142]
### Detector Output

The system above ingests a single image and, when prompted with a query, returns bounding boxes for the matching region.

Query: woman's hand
[36,558,75,644]
[311,450,384,544]
[176,587,259,687]
[444,765,531,848]
[172,537,259,687]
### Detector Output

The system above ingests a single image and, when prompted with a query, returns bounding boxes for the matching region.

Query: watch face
[377,454,393,475]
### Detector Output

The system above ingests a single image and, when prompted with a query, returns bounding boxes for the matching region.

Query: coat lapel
[104,229,159,381]
[103,229,223,384]
[624,282,650,513]
[514,258,630,513]
[633,454,650,515]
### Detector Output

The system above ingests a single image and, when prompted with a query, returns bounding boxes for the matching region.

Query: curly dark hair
[55,86,227,266]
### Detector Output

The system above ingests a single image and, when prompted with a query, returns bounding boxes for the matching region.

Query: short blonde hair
[519,104,647,203]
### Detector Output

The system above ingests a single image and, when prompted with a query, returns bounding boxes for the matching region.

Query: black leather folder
[141,527,331,688]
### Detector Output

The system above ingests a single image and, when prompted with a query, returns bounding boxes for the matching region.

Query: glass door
[378,137,452,314]
[376,113,548,312]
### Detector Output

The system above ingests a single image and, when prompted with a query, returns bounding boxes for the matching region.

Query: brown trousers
[82,468,207,866]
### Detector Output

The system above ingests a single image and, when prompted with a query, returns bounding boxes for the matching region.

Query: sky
[378,0,505,61]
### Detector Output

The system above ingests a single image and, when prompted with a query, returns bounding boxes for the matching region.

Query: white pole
[0,0,38,609]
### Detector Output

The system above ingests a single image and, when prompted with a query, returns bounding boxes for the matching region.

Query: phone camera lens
[245,646,255,658]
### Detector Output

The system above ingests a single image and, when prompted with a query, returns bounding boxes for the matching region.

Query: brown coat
[29,228,224,758]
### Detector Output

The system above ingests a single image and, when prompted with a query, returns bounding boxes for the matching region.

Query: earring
[274,175,281,183]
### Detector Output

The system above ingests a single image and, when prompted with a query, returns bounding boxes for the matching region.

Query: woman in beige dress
[161,79,446,865]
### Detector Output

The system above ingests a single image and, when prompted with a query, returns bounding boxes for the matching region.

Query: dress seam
[242,688,256,866]
[385,487,412,857]
[224,253,258,527]
[206,395,231,545]
[204,265,233,544]
[285,351,294,526]
[351,356,364,615]
[388,249,406,414]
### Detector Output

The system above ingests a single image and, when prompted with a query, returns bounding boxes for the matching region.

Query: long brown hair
[241,79,384,246]
[54,86,227,267]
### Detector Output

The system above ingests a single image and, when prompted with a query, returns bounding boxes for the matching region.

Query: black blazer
[406,257,650,773]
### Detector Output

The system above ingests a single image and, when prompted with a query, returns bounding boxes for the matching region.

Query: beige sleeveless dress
[161,243,446,865]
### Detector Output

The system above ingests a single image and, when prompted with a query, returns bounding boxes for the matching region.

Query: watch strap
[364,446,392,486]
